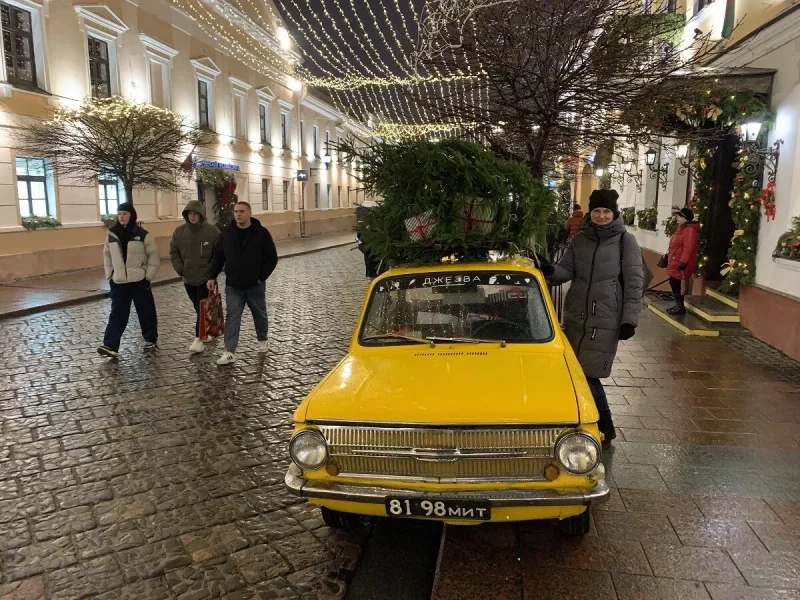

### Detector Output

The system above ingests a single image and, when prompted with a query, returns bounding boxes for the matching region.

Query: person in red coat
[666,207,700,315]
[564,204,584,242]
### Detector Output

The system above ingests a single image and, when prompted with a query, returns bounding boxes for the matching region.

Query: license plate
[385,497,491,520]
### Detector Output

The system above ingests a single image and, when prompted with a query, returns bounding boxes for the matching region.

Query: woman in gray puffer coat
[538,189,644,447]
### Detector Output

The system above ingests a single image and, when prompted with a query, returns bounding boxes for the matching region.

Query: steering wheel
[471,319,529,339]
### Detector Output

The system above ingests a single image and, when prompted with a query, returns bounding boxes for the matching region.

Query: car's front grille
[316,425,564,482]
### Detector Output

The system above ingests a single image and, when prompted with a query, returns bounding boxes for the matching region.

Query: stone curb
[0,239,355,321]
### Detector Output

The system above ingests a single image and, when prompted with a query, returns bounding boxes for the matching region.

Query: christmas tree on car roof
[338,138,553,268]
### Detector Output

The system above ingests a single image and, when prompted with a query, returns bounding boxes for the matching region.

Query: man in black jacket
[207,201,278,365]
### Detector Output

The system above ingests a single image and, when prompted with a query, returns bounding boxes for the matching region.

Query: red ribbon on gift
[462,201,494,233]
[406,211,436,241]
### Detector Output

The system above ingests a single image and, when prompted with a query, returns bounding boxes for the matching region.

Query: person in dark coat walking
[537,189,644,447]
[207,201,278,365]
[170,200,220,353]
[665,208,700,315]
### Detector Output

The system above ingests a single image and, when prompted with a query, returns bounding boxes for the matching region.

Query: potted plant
[773,216,800,263]
[21,216,62,230]
[621,206,635,227]
[636,206,658,231]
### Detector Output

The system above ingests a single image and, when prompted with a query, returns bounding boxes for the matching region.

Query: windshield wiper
[362,333,434,346]
[425,336,507,348]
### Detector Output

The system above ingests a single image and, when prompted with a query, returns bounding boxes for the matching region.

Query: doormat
[647,290,674,302]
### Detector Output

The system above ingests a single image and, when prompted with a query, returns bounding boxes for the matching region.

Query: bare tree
[15,96,212,203]
[415,0,728,177]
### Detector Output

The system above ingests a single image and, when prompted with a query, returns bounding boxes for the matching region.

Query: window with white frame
[337,135,342,160]
[314,183,319,209]
[15,156,54,217]
[283,180,290,211]
[191,57,220,131]
[312,125,319,157]
[326,184,332,209]
[325,130,330,158]
[300,120,305,155]
[2,2,36,89]
[337,185,342,208]
[261,178,270,210]
[197,80,210,129]
[259,104,268,145]
[87,36,110,98]
[229,77,250,140]
[75,6,127,99]
[2,0,49,93]
[98,172,125,215]
[256,86,274,146]
[347,185,351,206]
[281,112,289,149]
[140,35,177,109]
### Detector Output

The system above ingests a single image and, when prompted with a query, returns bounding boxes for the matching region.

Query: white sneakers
[189,338,205,354]
[258,340,268,354]
[216,351,236,366]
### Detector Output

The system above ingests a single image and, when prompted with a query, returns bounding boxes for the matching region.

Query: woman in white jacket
[97,202,160,358]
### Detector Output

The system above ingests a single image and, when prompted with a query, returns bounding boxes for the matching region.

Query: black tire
[321,507,360,531]
[557,509,591,536]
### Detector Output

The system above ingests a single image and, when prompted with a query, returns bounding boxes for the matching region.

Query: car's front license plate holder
[385,497,491,520]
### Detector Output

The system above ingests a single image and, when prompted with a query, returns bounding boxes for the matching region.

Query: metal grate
[317,425,563,482]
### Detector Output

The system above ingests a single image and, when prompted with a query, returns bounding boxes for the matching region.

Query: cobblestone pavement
[434,313,800,600]
[0,246,370,600]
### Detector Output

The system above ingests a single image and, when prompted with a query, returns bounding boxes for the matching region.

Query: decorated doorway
[196,166,237,229]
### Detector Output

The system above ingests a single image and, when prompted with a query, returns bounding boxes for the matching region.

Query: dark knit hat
[675,207,694,222]
[588,189,620,219]
[117,202,138,223]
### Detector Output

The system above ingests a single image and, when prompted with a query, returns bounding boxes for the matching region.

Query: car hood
[300,349,579,425]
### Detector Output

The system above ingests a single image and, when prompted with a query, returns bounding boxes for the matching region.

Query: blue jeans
[224,282,268,352]
[586,377,610,412]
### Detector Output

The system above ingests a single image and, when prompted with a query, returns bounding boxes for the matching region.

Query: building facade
[572,0,800,361]
[0,0,368,280]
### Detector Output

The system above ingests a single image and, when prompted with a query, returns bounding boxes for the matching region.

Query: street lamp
[740,120,762,143]
[676,142,691,176]
[645,147,668,191]
[737,118,783,183]
[623,159,643,192]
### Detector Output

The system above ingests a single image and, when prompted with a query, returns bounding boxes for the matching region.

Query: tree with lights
[16,96,212,204]
[415,0,725,176]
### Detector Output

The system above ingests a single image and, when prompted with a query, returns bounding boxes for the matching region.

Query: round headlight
[289,429,328,470]
[555,432,600,474]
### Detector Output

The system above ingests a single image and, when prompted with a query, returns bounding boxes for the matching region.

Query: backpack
[619,232,652,298]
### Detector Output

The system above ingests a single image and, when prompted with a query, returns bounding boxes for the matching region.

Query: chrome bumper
[284,464,610,507]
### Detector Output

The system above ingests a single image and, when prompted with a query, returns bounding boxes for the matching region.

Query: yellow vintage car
[285,257,609,535]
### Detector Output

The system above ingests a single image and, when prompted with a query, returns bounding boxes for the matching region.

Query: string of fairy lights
[166,0,485,140]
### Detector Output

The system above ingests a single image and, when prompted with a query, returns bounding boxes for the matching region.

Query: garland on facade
[662,214,678,237]
[719,151,762,292]
[675,88,774,289]
[196,166,237,229]
[773,216,800,263]
[21,216,61,230]
[621,206,635,227]
[636,206,658,231]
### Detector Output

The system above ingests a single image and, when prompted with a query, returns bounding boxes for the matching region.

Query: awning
[668,67,776,95]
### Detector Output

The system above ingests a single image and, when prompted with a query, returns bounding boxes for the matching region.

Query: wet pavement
[433,315,800,600]
[4,241,800,600]
[0,232,355,319]
[0,246,370,599]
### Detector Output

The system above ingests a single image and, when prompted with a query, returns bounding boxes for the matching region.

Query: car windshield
[359,270,554,345]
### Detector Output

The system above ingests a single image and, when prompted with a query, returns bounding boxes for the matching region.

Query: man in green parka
[170,200,220,353]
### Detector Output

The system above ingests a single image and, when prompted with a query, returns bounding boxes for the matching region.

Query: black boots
[667,297,686,315]
[598,410,616,450]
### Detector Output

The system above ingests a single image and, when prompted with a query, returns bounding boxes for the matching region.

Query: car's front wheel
[557,509,591,536]
[321,507,360,531]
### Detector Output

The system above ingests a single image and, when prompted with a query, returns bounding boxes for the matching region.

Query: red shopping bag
[199,291,224,339]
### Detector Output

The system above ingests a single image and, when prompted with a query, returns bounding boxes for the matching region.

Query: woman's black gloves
[678,262,687,270]
[535,254,555,277]
[619,323,636,340]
